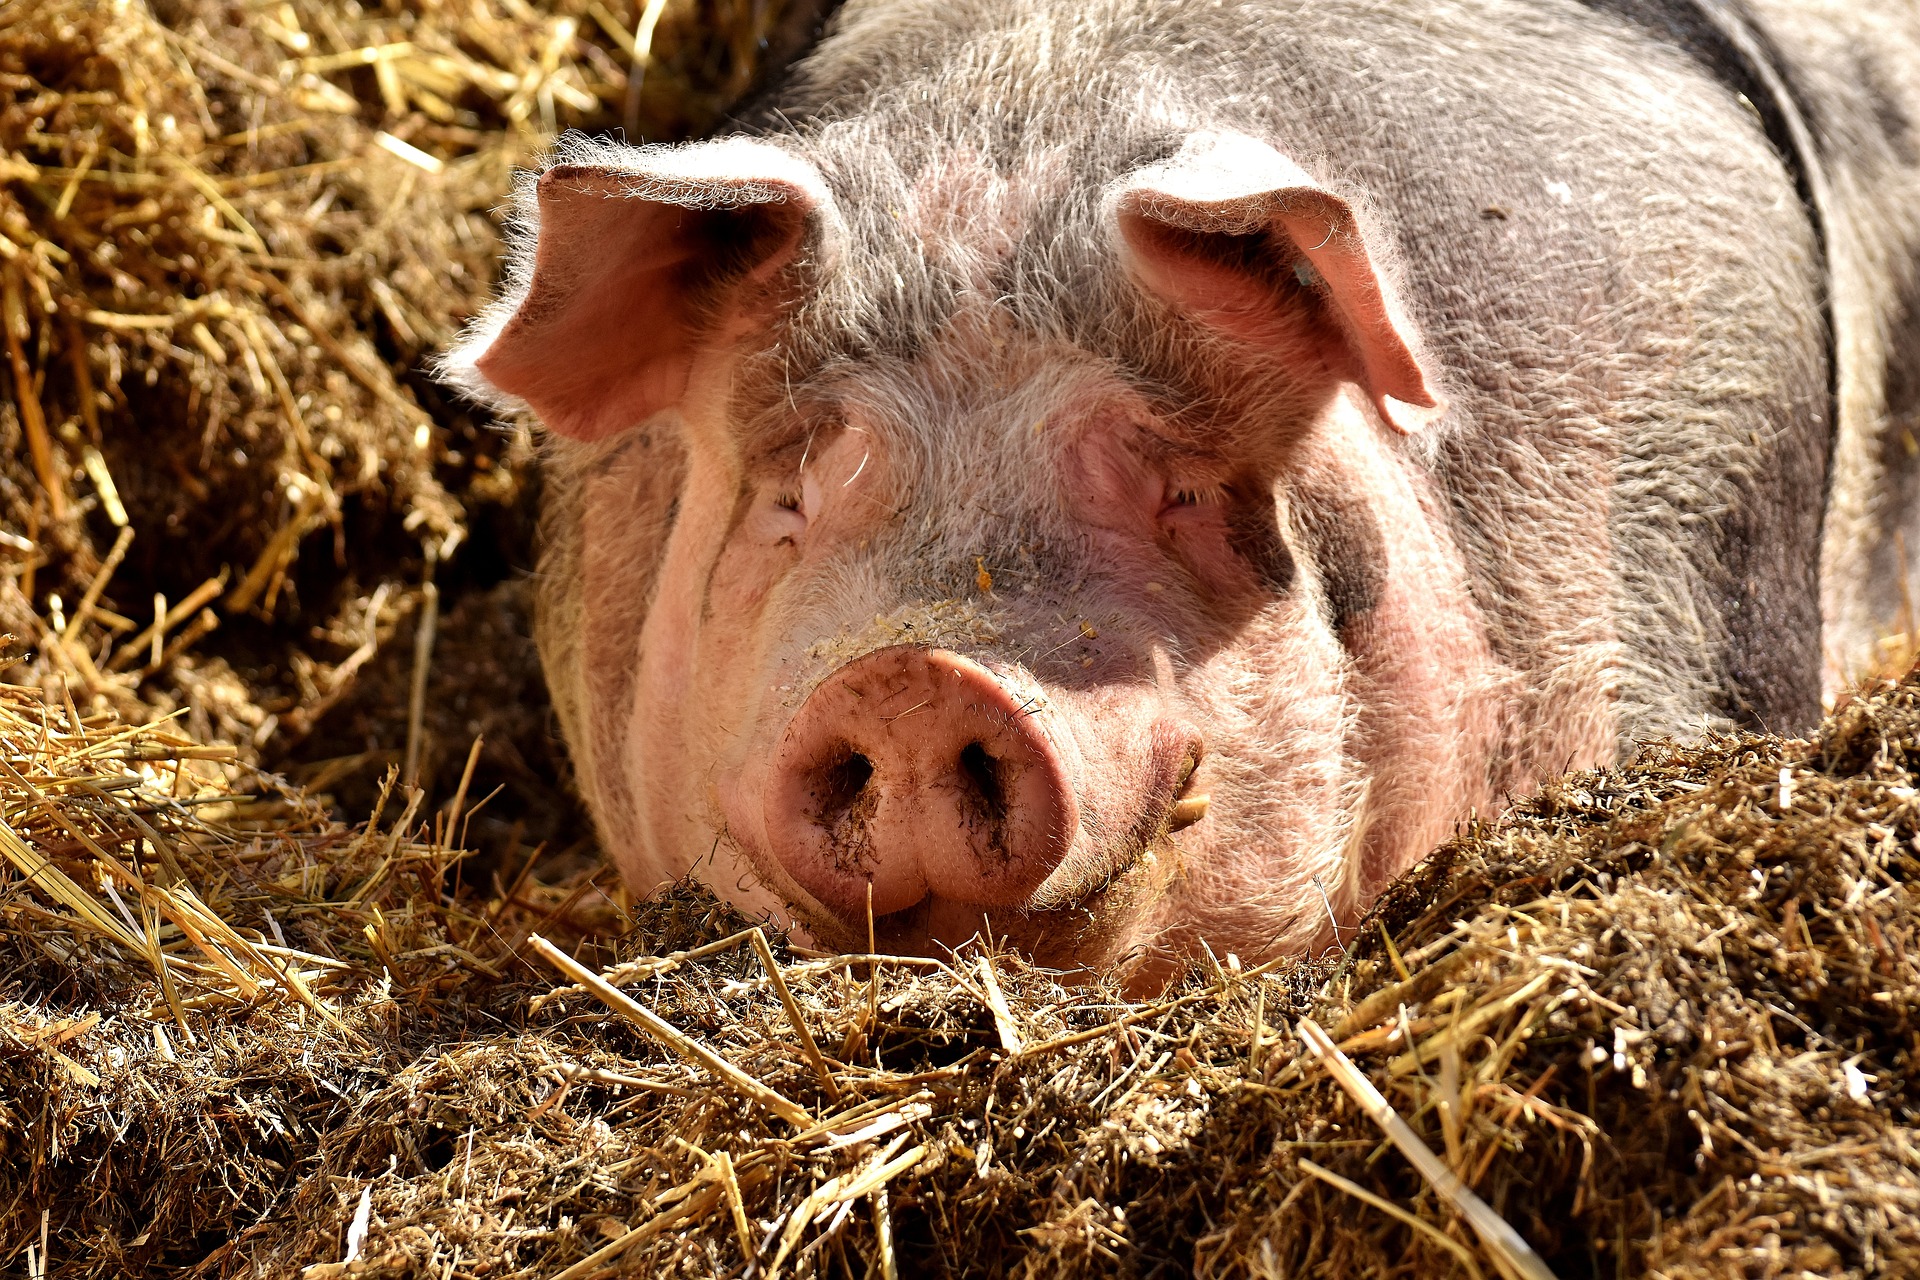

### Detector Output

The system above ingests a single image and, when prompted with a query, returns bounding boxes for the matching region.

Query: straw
[527,932,813,1127]
[1298,1017,1559,1280]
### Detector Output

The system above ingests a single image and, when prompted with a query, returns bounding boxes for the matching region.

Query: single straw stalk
[527,933,812,1127]
[1297,1017,1559,1280]
[1297,1159,1487,1280]
[749,926,843,1101]
[977,954,1025,1055]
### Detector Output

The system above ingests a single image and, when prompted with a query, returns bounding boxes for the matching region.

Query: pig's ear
[443,138,842,442]
[1106,132,1443,433]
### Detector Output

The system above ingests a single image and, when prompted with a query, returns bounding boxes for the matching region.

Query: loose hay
[0,678,621,1277]
[0,0,820,864]
[5,667,1919,1277]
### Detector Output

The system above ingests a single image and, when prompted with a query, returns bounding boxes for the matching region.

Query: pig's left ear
[442,137,843,442]
[1105,131,1443,433]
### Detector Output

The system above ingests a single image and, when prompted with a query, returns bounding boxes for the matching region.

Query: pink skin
[468,145,831,441]
[1284,396,1510,909]
[746,640,1208,953]
[600,372,1514,970]
[763,646,1082,919]
[651,408,1202,962]
[1057,389,1510,960]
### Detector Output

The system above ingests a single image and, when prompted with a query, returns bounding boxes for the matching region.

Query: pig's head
[444,128,1512,974]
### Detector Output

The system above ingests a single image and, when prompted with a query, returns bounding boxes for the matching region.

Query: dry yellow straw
[749,927,842,1101]
[528,933,811,1127]
[1297,1017,1558,1280]
[976,956,1025,1055]
[1296,1159,1487,1280]
[547,1162,769,1280]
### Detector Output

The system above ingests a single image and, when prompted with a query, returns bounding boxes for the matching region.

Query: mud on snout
[747,641,1207,962]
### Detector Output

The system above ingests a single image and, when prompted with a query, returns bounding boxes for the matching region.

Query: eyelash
[1167,484,1223,508]
[774,489,803,512]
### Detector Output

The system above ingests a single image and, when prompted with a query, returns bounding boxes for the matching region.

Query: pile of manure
[4,665,1917,1278]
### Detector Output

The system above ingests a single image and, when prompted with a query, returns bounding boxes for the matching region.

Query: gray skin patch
[1857,50,1920,167]
[1224,489,1297,597]
[1693,257,1829,733]
[1291,490,1387,638]
[1866,264,1920,618]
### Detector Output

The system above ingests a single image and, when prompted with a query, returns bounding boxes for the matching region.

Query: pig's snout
[765,647,1078,924]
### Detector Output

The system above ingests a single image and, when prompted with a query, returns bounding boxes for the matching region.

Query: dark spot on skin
[1706,278,1835,732]
[1293,492,1387,637]
[1886,266,1920,422]
[1224,490,1296,595]
[1865,265,1920,602]
[700,482,762,621]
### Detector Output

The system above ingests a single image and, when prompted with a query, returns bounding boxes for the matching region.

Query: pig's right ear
[1105,132,1443,434]
[442,138,843,442]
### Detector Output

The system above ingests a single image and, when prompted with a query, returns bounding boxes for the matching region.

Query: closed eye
[763,484,808,546]
[1162,482,1228,516]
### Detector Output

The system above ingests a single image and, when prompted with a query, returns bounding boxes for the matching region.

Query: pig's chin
[858,841,1173,972]
[712,815,1177,974]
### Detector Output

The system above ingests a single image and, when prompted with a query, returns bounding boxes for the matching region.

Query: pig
[444,0,1920,973]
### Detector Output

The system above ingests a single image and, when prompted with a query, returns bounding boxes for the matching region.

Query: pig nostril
[813,749,875,823]
[957,741,1008,820]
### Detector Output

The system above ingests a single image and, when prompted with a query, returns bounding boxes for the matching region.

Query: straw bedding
[4,1,1920,1277]
[5,649,1919,1279]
